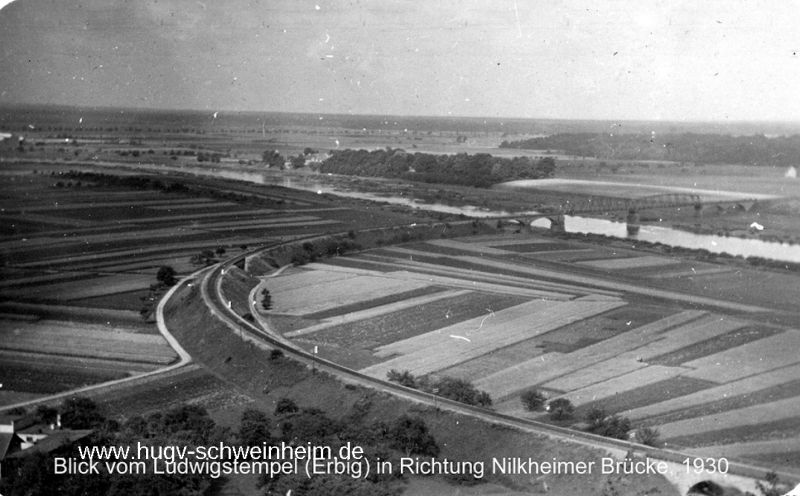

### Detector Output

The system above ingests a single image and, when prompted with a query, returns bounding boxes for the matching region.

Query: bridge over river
[492,193,761,232]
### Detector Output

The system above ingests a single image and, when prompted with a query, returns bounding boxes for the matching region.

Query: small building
[0,413,92,477]
[786,166,797,179]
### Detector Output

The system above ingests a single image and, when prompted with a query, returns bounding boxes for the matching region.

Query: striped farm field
[496,242,585,253]
[0,320,177,364]
[541,358,647,394]
[573,375,714,417]
[641,377,800,428]
[627,363,800,421]
[554,365,694,407]
[665,416,800,449]
[682,330,800,383]
[0,273,155,301]
[362,298,626,379]
[437,338,547,382]
[302,285,450,320]
[72,289,151,311]
[96,366,250,417]
[537,316,745,392]
[474,310,707,400]
[270,273,430,316]
[648,325,783,367]
[576,255,681,270]
[300,291,530,351]
[0,361,130,394]
[266,267,359,293]
[655,395,800,441]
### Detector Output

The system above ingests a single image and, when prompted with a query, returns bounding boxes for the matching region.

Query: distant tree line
[319,148,555,188]
[500,132,800,166]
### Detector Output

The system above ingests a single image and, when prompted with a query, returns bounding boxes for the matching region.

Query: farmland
[1,107,800,490]
[251,231,800,472]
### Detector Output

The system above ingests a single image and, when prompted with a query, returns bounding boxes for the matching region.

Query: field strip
[313,259,577,299]
[368,249,599,297]
[284,290,471,337]
[107,208,283,225]
[0,341,177,364]
[0,301,141,321]
[2,213,102,227]
[689,439,800,458]
[0,320,170,344]
[93,255,197,273]
[474,310,708,399]
[556,365,691,405]
[658,396,800,439]
[423,238,514,255]
[0,332,178,357]
[362,299,626,378]
[626,363,800,420]
[1,226,211,254]
[268,267,361,292]
[542,358,648,393]
[647,267,733,279]
[146,202,239,210]
[15,237,276,269]
[576,256,682,270]
[0,274,154,300]
[454,256,769,313]
[22,198,219,212]
[272,275,429,315]
[0,350,161,373]
[682,330,800,383]
[0,271,95,289]
[188,215,321,229]
[480,239,557,247]
[203,220,340,232]
[373,299,561,357]
[611,316,746,362]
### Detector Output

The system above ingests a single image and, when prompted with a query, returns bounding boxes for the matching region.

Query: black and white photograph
[1,1,799,495]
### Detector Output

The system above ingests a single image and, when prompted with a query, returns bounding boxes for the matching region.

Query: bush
[520,389,547,412]
[635,426,661,447]
[548,398,574,420]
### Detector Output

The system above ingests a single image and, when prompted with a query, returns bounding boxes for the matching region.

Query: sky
[1,0,799,122]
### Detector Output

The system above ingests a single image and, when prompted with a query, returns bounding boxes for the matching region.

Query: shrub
[635,426,661,447]
[548,398,574,420]
[520,389,547,412]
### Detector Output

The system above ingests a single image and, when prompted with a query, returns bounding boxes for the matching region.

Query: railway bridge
[495,193,758,232]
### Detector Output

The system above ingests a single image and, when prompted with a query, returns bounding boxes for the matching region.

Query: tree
[387,415,439,457]
[386,369,417,388]
[262,149,284,168]
[239,408,273,446]
[60,396,105,429]
[585,410,631,440]
[156,266,177,286]
[291,155,307,168]
[432,376,492,407]
[261,288,272,310]
[275,397,299,416]
[215,247,226,257]
[754,471,784,496]
[520,389,547,412]
[548,398,574,421]
[635,426,661,447]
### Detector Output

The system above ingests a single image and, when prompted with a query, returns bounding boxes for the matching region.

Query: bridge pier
[549,214,565,232]
[626,210,640,235]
